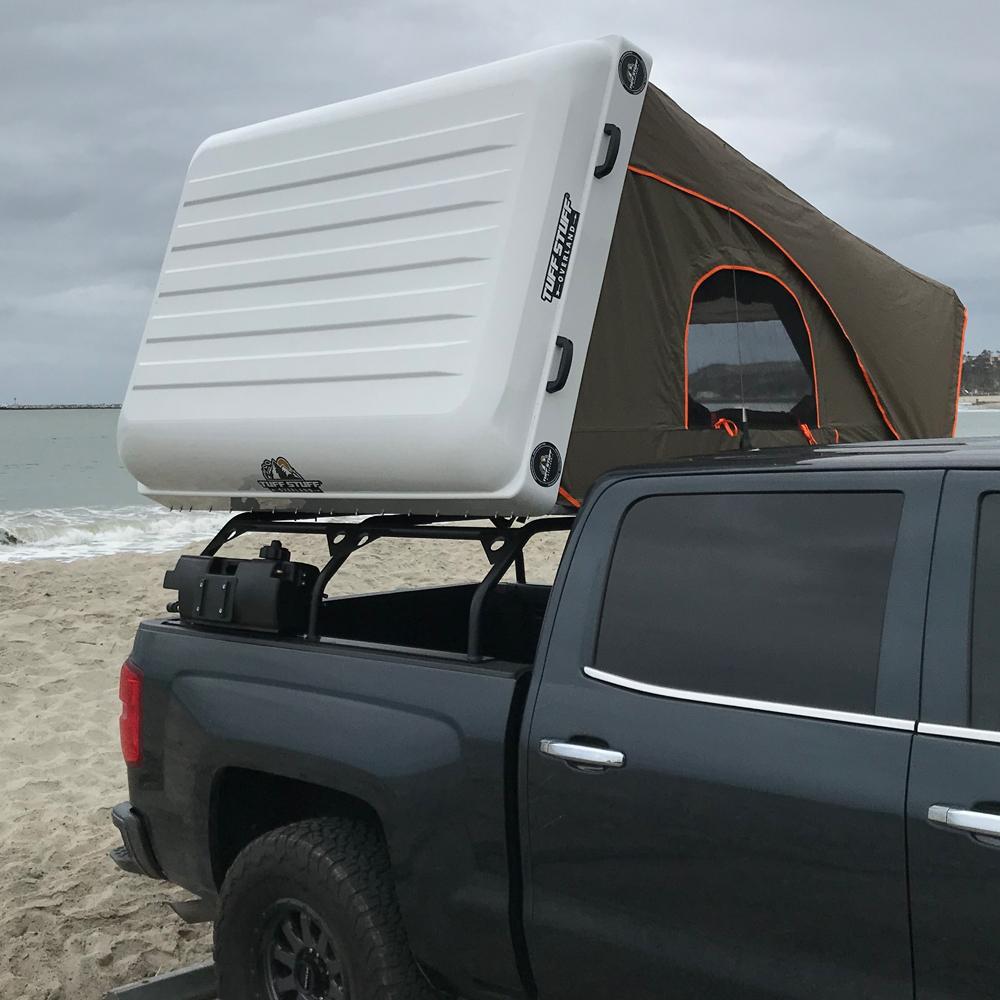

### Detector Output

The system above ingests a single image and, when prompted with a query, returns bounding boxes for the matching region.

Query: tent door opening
[686,267,818,436]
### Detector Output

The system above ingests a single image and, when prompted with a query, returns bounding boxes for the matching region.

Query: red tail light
[118,660,143,765]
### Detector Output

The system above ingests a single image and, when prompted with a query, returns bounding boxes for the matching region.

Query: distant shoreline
[961,394,1000,407]
[0,403,121,410]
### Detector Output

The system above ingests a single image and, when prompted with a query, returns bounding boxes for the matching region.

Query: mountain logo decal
[618,51,647,94]
[257,457,323,493]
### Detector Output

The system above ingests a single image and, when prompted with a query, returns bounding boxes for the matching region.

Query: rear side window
[971,494,1000,729]
[595,492,904,713]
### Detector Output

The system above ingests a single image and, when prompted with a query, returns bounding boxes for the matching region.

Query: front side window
[595,491,904,713]
[687,269,816,429]
[971,493,1000,729]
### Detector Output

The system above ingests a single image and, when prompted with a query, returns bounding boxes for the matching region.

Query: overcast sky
[2,0,997,403]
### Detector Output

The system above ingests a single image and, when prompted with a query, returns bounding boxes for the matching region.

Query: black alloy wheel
[261,899,348,1000]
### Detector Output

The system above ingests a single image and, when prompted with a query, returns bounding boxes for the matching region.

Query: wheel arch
[209,766,385,888]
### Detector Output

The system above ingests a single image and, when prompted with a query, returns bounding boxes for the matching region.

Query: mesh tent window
[685,267,818,430]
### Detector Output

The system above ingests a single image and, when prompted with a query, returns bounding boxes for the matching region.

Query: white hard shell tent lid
[119,36,651,515]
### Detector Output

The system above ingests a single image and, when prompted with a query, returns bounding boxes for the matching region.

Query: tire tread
[214,818,434,1000]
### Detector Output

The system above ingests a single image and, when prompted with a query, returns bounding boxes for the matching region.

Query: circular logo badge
[618,51,648,95]
[531,442,562,488]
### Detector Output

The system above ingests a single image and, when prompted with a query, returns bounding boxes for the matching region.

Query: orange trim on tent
[627,165,902,440]
[713,416,740,437]
[558,486,582,509]
[799,423,818,445]
[952,307,969,436]
[684,264,821,429]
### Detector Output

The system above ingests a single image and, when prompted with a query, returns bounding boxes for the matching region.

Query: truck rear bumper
[110,801,165,880]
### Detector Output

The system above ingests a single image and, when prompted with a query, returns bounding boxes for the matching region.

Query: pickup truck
[112,439,1000,1000]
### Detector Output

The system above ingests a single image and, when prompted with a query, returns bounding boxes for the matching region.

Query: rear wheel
[214,818,436,1000]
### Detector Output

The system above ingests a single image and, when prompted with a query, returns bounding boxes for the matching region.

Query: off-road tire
[214,817,436,1000]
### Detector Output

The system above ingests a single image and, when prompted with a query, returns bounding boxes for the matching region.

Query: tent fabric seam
[682,263,821,431]
[952,308,969,436]
[627,164,903,440]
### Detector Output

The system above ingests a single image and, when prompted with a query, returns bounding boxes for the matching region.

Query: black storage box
[163,541,319,635]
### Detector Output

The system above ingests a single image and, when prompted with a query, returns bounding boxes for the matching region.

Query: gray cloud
[2,0,997,402]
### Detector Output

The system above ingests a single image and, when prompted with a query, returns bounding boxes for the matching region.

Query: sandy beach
[0,529,564,999]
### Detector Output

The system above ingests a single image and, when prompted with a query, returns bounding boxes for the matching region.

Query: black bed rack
[198,511,575,659]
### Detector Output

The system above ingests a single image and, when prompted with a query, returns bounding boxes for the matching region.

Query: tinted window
[596,492,903,713]
[971,494,1000,729]
[687,269,816,429]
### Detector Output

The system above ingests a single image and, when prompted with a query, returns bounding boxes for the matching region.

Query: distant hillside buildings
[962,351,1000,396]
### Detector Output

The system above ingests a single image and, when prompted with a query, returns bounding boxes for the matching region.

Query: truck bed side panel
[129,620,525,997]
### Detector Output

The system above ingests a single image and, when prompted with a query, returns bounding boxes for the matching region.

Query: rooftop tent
[118,38,966,516]
[561,83,968,503]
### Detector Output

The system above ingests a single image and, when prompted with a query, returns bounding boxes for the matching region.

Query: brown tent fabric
[561,84,967,504]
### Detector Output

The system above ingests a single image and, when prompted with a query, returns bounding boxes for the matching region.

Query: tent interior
[560,83,967,505]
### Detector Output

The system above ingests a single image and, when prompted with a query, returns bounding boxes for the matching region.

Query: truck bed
[318,581,551,662]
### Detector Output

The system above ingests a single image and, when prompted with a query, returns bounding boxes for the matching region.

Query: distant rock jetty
[0,403,121,410]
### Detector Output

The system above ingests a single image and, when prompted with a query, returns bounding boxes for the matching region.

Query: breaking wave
[0,506,229,563]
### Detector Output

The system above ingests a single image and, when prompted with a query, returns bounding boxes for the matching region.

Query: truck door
[908,470,1000,1000]
[524,471,941,1000]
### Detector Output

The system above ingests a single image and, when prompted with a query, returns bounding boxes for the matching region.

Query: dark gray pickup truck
[112,439,1000,1000]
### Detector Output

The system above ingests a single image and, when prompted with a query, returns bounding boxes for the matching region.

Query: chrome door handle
[539,740,625,769]
[928,805,1000,837]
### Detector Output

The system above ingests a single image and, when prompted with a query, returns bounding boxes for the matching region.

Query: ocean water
[953,407,1000,438]
[0,409,227,562]
[1,406,998,562]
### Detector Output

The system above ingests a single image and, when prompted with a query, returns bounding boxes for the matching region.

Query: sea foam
[0,506,229,563]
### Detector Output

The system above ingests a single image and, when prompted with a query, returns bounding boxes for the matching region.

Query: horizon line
[0,403,122,410]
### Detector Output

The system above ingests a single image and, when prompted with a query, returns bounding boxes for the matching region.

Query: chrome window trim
[917,722,1000,744]
[582,666,915,732]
